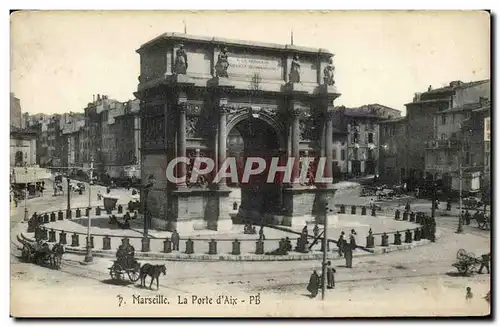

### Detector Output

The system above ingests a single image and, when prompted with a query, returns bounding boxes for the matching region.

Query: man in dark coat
[326,261,336,289]
[337,231,345,257]
[307,270,320,298]
[171,229,180,251]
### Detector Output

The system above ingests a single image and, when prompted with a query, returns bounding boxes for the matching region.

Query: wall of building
[10,137,36,167]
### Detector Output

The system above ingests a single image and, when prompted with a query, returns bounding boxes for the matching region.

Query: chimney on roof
[93,94,95,103]
[413,92,422,102]
[97,94,101,101]
[428,85,432,91]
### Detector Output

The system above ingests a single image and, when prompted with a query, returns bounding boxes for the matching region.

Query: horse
[50,243,65,269]
[139,263,166,290]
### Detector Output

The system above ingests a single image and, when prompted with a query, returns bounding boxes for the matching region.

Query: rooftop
[137,32,334,57]
[423,79,490,95]
[379,116,408,124]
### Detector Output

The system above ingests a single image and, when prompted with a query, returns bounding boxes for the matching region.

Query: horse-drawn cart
[452,249,482,276]
[108,259,141,282]
[16,234,64,269]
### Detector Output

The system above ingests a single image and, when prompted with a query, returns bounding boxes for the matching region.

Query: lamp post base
[81,248,94,264]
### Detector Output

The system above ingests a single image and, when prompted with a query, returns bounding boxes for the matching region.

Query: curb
[20,233,434,262]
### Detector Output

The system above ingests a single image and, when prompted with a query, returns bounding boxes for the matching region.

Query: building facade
[378,79,490,192]
[332,104,402,178]
[379,116,408,183]
[424,80,490,193]
[10,93,23,129]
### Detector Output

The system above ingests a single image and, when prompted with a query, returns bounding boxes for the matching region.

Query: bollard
[66,209,72,219]
[71,233,79,247]
[103,235,111,250]
[371,208,376,217]
[117,204,123,214]
[366,234,375,248]
[86,236,94,249]
[351,205,357,215]
[185,238,194,254]
[255,239,264,254]
[86,207,91,217]
[394,232,402,245]
[50,212,56,222]
[414,228,421,241]
[405,230,412,243]
[43,214,49,223]
[76,208,81,218]
[361,207,367,215]
[58,211,64,220]
[49,229,56,243]
[141,237,150,252]
[59,231,67,245]
[232,239,241,255]
[394,209,400,220]
[106,208,112,215]
[409,212,416,222]
[96,207,101,216]
[163,238,172,253]
[340,204,346,214]
[381,233,389,247]
[402,211,409,221]
[208,239,217,255]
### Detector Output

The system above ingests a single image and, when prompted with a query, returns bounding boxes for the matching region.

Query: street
[10,185,491,317]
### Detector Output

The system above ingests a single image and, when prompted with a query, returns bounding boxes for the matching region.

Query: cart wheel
[127,265,141,282]
[457,249,466,260]
[110,263,123,280]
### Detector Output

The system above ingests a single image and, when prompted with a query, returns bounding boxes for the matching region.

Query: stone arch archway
[226,111,286,222]
[227,110,286,150]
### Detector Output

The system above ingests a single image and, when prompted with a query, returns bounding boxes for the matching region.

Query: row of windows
[351,132,375,144]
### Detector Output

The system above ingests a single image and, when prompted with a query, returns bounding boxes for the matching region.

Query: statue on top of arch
[289,54,301,83]
[323,56,335,86]
[174,44,188,75]
[215,47,230,78]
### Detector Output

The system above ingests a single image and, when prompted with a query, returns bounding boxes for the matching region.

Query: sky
[10,10,490,116]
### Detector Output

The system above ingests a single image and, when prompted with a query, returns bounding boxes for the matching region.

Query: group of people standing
[306,229,358,298]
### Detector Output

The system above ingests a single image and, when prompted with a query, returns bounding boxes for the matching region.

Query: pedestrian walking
[307,270,320,298]
[349,229,357,248]
[344,242,353,268]
[259,226,265,240]
[326,261,336,289]
[478,253,490,274]
[313,223,319,238]
[464,210,471,225]
[466,287,473,303]
[369,198,375,210]
[337,231,345,257]
[171,229,180,251]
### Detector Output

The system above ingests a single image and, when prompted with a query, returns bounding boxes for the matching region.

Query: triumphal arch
[135,33,341,233]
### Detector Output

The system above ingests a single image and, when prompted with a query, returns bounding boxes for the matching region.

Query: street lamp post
[84,158,94,263]
[321,200,328,301]
[142,174,156,252]
[67,177,71,213]
[23,164,28,221]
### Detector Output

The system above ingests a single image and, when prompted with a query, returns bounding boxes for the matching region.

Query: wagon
[16,234,64,269]
[452,248,482,276]
[108,259,141,282]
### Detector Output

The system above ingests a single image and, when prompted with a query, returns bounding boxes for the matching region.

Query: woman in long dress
[307,270,320,298]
